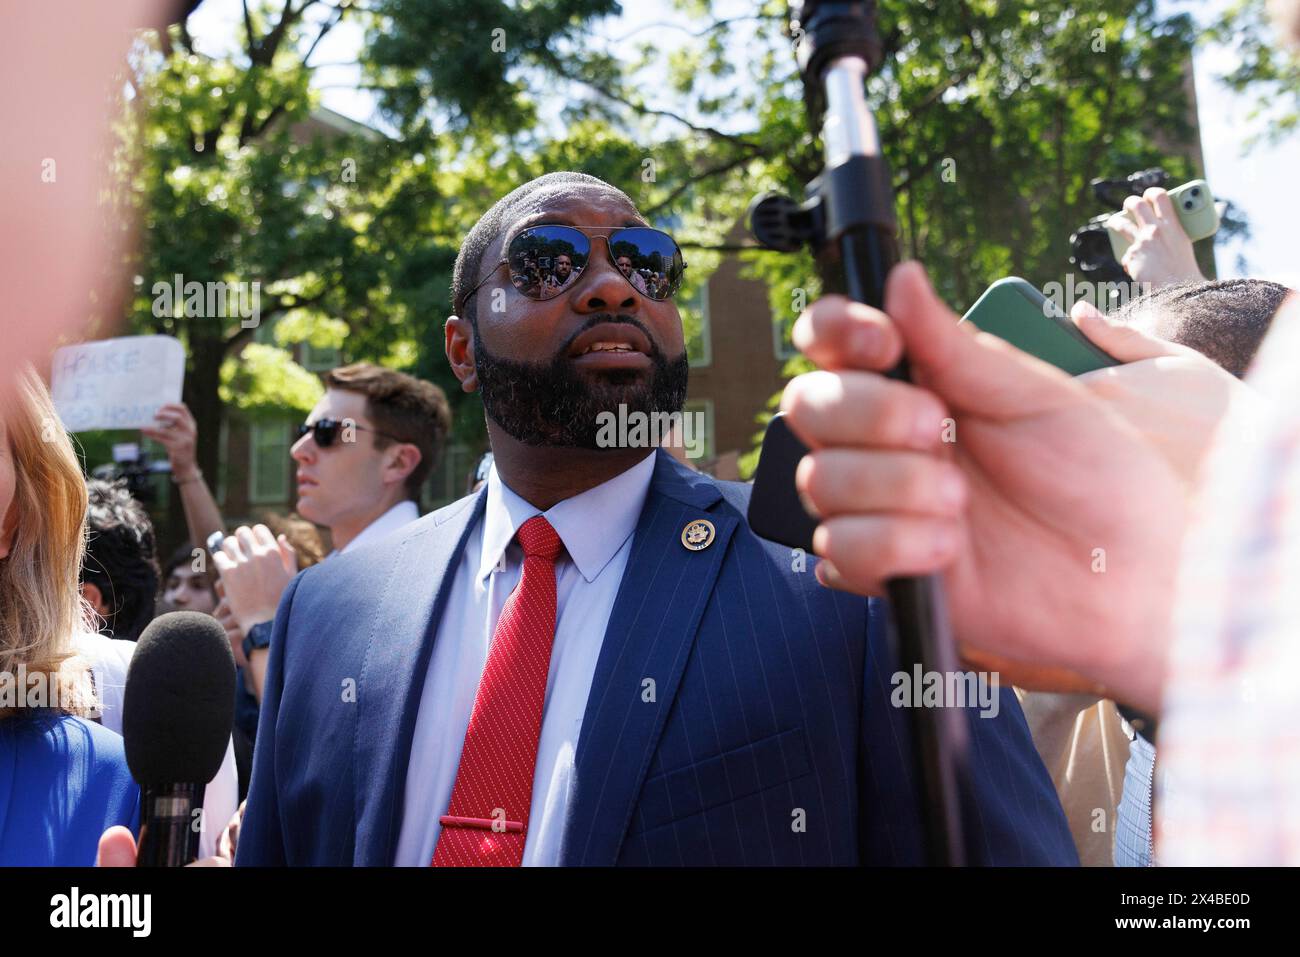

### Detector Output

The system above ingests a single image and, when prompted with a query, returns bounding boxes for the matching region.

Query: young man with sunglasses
[213,362,451,733]
[236,171,1075,867]
[292,363,451,555]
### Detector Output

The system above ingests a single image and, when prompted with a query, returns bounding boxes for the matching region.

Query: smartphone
[959,276,1119,376]
[746,277,1119,552]
[747,413,820,553]
[1106,178,1219,262]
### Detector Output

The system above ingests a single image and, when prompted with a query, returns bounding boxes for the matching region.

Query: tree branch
[251,0,310,67]
[603,14,782,44]
[303,0,356,65]
[243,0,257,53]
[544,55,762,148]
[676,242,777,252]
[641,148,768,218]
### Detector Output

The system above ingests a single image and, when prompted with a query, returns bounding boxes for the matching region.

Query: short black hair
[81,479,161,641]
[1112,278,1292,377]
[163,541,216,585]
[451,171,637,324]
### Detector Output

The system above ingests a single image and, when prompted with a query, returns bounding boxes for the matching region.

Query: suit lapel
[351,490,485,865]
[562,451,738,865]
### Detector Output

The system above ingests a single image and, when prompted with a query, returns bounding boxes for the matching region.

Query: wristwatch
[241,620,274,661]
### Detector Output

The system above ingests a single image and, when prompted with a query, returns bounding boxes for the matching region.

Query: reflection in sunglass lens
[608,227,685,301]
[505,225,685,302]
[506,226,591,301]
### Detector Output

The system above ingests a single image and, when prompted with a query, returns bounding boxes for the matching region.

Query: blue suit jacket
[0,712,140,866]
[238,451,1077,866]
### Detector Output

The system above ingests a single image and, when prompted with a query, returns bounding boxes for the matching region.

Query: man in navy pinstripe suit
[236,172,1077,866]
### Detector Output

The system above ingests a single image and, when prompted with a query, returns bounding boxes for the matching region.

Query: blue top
[0,712,140,866]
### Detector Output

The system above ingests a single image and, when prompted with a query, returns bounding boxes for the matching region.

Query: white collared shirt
[393,452,656,866]
[335,500,421,556]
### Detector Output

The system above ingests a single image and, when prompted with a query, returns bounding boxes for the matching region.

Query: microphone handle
[136,782,206,867]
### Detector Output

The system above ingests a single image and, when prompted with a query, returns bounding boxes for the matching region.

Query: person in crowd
[781,243,1299,863]
[545,253,579,292]
[142,401,225,550]
[514,255,543,296]
[0,367,138,866]
[161,542,219,615]
[1008,278,1289,865]
[72,455,240,860]
[79,479,161,642]
[1107,278,1291,378]
[74,498,240,860]
[233,171,1076,867]
[615,254,648,294]
[1107,186,1208,290]
[262,511,327,569]
[294,362,451,556]
[213,362,450,740]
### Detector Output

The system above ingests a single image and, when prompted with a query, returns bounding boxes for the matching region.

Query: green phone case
[959,277,1118,376]
[1107,179,1220,262]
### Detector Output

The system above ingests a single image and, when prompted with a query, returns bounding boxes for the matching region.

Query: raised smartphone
[1106,178,1219,262]
[959,276,1119,376]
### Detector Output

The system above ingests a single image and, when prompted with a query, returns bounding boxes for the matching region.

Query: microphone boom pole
[749,0,971,865]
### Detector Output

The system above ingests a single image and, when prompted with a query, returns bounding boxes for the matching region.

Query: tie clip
[440,814,525,833]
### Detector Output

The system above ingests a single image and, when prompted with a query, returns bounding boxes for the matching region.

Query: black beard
[473,315,689,449]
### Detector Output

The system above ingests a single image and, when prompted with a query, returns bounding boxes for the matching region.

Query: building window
[423,442,475,511]
[683,283,712,368]
[773,315,797,361]
[301,341,341,372]
[682,399,714,461]
[249,420,292,504]
[253,315,278,345]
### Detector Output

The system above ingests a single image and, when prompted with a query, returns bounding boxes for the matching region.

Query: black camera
[91,444,170,505]
[1069,168,1171,280]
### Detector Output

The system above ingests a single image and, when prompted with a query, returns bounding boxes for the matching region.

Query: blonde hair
[0,366,93,718]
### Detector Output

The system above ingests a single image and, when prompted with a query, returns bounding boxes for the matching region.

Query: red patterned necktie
[432,515,564,867]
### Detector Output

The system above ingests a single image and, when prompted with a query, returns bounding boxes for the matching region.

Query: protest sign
[51,335,186,432]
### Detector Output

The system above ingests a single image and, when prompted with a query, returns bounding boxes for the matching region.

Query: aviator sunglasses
[459,224,687,312]
[296,418,402,449]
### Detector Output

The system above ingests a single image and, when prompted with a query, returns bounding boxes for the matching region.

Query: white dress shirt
[394,452,656,866]
[335,499,421,556]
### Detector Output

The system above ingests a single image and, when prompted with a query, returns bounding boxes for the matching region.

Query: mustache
[558,313,661,358]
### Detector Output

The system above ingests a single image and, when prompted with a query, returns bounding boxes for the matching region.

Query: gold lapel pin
[681,518,716,551]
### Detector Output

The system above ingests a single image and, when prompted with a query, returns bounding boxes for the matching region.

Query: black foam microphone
[123,610,236,866]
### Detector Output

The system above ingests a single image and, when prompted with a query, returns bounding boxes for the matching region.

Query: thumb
[1069,300,1197,363]
[885,261,1079,417]
[96,826,137,867]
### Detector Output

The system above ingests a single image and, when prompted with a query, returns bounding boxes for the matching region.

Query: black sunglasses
[460,224,687,313]
[297,418,402,449]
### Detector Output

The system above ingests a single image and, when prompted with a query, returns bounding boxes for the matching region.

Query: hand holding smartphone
[747,277,1120,551]
[1106,179,1219,262]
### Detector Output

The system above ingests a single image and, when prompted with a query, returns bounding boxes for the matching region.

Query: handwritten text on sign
[51,336,186,432]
